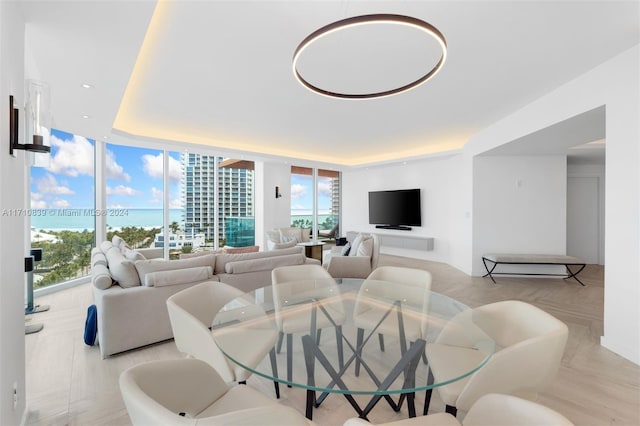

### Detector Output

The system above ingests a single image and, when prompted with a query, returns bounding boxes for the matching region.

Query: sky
[30,128,181,210]
[31,128,334,214]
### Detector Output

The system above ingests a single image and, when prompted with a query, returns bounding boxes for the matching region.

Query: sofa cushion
[301,228,312,243]
[179,249,224,259]
[224,253,305,274]
[92,248,108,266]
[100,240,114,254]
[112,235,127,249]
[92,262,113,290]
[105,247,140,288]
[134,254,216,283]
[225,245,260,254]
[144,266,213,287]
[214,246,304,274]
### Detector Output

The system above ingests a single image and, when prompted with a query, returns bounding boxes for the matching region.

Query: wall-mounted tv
[368,188,421,231]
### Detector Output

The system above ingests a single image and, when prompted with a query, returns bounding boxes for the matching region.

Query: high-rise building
[181,154,254,245]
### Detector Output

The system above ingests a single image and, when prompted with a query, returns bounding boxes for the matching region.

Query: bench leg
[482,257,497,283]
[564,264,587,286]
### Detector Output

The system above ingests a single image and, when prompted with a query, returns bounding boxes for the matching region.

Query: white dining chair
[353,267,432,375]
[271,264,345,385]
[167,281,280,397]
[120,358,313,425]
[343,393,574,426]
[424,300,569,416]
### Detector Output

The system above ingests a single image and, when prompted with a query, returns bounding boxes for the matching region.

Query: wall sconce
[275,186,283,198]
[9,80,51,157]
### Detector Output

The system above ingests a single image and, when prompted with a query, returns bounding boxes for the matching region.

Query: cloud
[142,153,182,182]
[290,183,306,200]
[31,197,47,209]
[105,149,130,182]
[52,198,71,208]
[35,173,74,195]
[107,185,140,196]
[148,186,163,204]
[318,181,332,197]
[170,197,183,209]
[48,134,94,177]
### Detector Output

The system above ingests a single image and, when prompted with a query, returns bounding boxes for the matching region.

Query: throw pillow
[273,240,297,250]
[265,230,282,251]
[280,228,302,243]
[112,235,130,250]
[356,237,374,258]
[122,248,145,261]
[340,242,351,256]
[349,234,364,257]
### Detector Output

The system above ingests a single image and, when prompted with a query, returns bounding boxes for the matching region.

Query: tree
[169,221,180,234]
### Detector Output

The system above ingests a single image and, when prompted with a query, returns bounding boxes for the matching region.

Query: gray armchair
[323,233,380,278]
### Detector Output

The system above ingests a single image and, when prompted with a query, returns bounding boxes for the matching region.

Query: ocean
[30,208,183,231]
[29,208,337,231]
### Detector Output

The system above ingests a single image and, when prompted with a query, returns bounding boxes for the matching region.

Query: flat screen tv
[368,189,421,230]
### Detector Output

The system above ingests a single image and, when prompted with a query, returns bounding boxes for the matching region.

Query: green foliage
[33,227,160,289]
[181,245,193,254]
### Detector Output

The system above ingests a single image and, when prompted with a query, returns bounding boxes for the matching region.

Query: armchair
[120,358,313,426]
[323,233,380,279]
[424,300,569,416]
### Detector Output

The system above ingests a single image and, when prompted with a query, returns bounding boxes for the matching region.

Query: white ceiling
[21,1,639,169]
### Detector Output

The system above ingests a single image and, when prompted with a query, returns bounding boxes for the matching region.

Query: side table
[297,242,325,263]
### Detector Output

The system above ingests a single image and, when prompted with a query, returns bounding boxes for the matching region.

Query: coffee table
[212,278,494,420]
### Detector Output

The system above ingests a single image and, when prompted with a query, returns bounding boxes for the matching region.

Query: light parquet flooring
[25,256,640,425]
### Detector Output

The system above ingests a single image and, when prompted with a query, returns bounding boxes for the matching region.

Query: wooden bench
[482,254,587,286]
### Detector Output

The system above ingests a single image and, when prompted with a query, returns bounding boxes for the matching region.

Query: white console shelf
[347,231,434,251]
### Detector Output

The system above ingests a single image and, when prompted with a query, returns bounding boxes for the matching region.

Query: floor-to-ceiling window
[290,166,340,239]
[30,129,95,288]
[29,134,256,288]
[104,144,173,252]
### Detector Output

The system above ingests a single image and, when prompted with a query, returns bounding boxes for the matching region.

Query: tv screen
[368,189,422,230]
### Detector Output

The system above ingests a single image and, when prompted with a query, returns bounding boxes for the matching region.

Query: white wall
[472,156,568,275]
[256,161,291,249]
[341,155,465,264]
[0,2,27,424]
[464,45,640,364]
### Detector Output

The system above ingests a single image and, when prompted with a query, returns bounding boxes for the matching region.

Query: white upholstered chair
[353,266,432,375]
[324,233,380,279]
[424,300,569,416]
[120,358,313,426]
[343,393,574,426]
[167,281,280,397]
[271,264,345,385]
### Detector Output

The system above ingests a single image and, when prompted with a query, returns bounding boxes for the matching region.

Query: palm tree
[169,221,180,234]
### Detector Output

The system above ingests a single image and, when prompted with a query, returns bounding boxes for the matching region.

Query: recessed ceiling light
[81,83,94,89]
[81,114,91,119]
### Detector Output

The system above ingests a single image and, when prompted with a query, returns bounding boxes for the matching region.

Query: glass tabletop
[212,278,495,397]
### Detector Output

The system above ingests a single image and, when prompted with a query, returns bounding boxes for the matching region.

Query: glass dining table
[212,278,495,421]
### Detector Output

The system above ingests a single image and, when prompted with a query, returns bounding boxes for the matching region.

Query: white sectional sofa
[91,236,319,358]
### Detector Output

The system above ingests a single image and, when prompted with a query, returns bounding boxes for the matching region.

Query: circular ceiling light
[293,14,447,99]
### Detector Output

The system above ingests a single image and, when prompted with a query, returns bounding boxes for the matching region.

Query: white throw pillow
[280,228,302,243]
[273,240,297,250]
[349,234,364,257]
[356,237,374,258]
